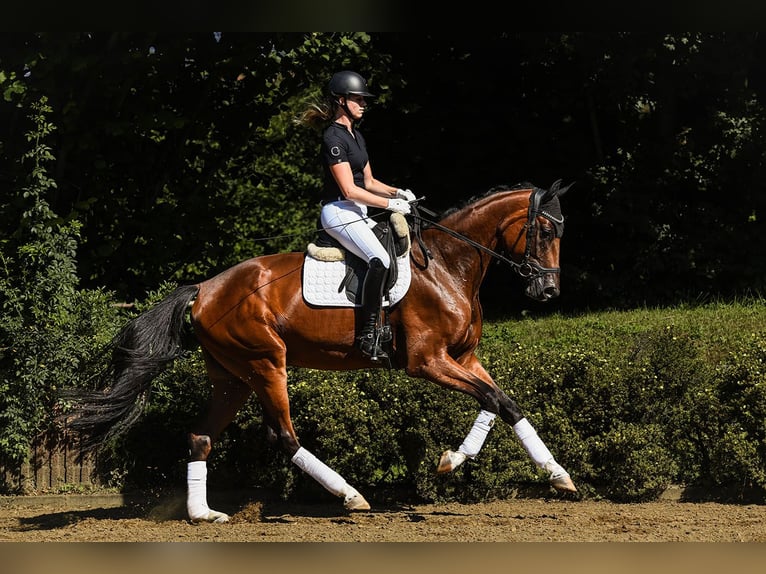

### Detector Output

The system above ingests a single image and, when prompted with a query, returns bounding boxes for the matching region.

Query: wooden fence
[0,436,97,494]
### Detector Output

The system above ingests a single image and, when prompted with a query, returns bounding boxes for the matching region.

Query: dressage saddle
[306,212,411,304]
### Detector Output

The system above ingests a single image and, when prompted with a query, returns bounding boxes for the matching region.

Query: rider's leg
[356,257,388,359]
[320,201,392,360]
[320,201,391,264]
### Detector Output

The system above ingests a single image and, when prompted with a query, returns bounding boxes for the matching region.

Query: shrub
[591,421,678,502]
[0,98,124,491]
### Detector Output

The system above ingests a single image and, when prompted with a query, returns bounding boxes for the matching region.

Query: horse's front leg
[416,354,576,493]
[440,403,576,492]
[435,408,497,473]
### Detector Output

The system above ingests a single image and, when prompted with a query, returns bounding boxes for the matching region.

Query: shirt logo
[330,146,341,157]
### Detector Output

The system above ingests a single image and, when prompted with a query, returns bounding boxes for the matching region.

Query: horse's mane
[433,182,536,224]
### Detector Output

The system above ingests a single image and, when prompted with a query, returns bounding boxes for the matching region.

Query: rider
[298,70,415,360]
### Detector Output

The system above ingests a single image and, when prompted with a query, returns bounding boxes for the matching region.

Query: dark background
[2,32,765,316]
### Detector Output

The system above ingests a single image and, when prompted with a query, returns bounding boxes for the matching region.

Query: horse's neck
[425,214,499,286]
[424,190,529,284]
[437,191,527,254]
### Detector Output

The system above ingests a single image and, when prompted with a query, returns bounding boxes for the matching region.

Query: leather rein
[409,188,562,280]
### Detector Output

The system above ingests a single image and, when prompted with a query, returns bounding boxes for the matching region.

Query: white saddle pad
[302,253,412,307]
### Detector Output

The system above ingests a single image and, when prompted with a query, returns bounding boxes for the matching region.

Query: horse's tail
[63,284,200,457]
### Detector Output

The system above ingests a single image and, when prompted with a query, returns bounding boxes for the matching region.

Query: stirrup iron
[358,331,388,361]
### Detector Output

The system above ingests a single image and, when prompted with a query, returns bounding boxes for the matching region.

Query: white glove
[396,188,417,202]
[386,198,412,215]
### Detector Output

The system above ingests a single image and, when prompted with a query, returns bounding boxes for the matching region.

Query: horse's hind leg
[187,370,253,523]
[249,358,371,511]
[290,448,371,511]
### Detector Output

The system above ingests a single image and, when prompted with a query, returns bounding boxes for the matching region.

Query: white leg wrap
[512,417,559,470]
[291,447,348,498]
[187,461,210,518]
[457,410,497,459]
[186,461,230,523]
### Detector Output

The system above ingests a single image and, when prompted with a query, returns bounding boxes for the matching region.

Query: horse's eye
[540,225,554,241]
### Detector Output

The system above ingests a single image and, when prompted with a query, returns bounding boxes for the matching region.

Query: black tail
[62,284,200,457]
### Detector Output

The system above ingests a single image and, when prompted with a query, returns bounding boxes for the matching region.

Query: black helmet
[328,70,374,98]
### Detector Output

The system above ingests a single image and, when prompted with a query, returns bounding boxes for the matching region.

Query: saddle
[304,212,411,305]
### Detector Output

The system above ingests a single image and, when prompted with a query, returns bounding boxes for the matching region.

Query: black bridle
[410,187,563,281]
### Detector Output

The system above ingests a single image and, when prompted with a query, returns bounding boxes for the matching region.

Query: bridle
[410,187,563,281]
[518,186,564,278]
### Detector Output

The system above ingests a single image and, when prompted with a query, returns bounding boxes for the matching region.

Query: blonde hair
[293,96,336,131]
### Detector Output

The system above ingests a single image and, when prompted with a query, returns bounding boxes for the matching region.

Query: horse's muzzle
[525,273,560,301]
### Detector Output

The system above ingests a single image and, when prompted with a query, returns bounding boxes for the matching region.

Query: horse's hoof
[550,470,577,493]
[436,450,467,474]
[343,490,371,511]
[190,509,230,523]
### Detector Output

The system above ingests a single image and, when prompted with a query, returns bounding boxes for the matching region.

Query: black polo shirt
[321,121,369,203]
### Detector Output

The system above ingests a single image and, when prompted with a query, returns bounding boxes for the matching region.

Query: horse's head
[502,179,571,302]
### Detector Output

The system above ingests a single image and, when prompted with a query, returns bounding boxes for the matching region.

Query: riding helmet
[328,70,374,98]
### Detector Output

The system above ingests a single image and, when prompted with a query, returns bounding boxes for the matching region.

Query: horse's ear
[542,179,565,202]
[554,180,574,197]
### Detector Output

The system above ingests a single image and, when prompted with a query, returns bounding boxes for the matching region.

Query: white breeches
[320,200,391,268]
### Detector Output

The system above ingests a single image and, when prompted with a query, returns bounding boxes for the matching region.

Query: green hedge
[93,299,766,504]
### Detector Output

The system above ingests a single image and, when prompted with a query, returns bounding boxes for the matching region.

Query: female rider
[298,70,415,360]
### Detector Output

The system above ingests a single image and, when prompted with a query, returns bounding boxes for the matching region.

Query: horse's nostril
[544,286,559,299]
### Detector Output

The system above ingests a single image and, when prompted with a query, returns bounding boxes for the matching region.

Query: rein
[244,188,561,282]
[410,188,561,280]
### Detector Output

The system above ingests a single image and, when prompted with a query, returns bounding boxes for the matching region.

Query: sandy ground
[3,492,766,574]
[1,490,765,543]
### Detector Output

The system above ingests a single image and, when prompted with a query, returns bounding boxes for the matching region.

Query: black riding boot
[357,257,388,361]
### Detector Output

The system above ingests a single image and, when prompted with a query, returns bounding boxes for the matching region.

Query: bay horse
[65,180,575,523]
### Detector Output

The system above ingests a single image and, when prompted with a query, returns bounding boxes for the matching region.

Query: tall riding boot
[357,257,388,361]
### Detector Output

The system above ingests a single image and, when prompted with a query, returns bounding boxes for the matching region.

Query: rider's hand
[396,188,417,202]
[386,198,412,215]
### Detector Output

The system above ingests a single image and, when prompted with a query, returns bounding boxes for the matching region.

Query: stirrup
[378,324,392,343]
[358,333,388,361]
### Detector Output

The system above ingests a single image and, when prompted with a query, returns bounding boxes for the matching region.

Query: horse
[64,179,575,523]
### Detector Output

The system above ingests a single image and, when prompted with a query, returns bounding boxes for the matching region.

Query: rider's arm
[329,162,392,208]
[362,162,398,199]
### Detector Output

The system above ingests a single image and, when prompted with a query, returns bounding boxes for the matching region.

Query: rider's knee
[369,257,386,271]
